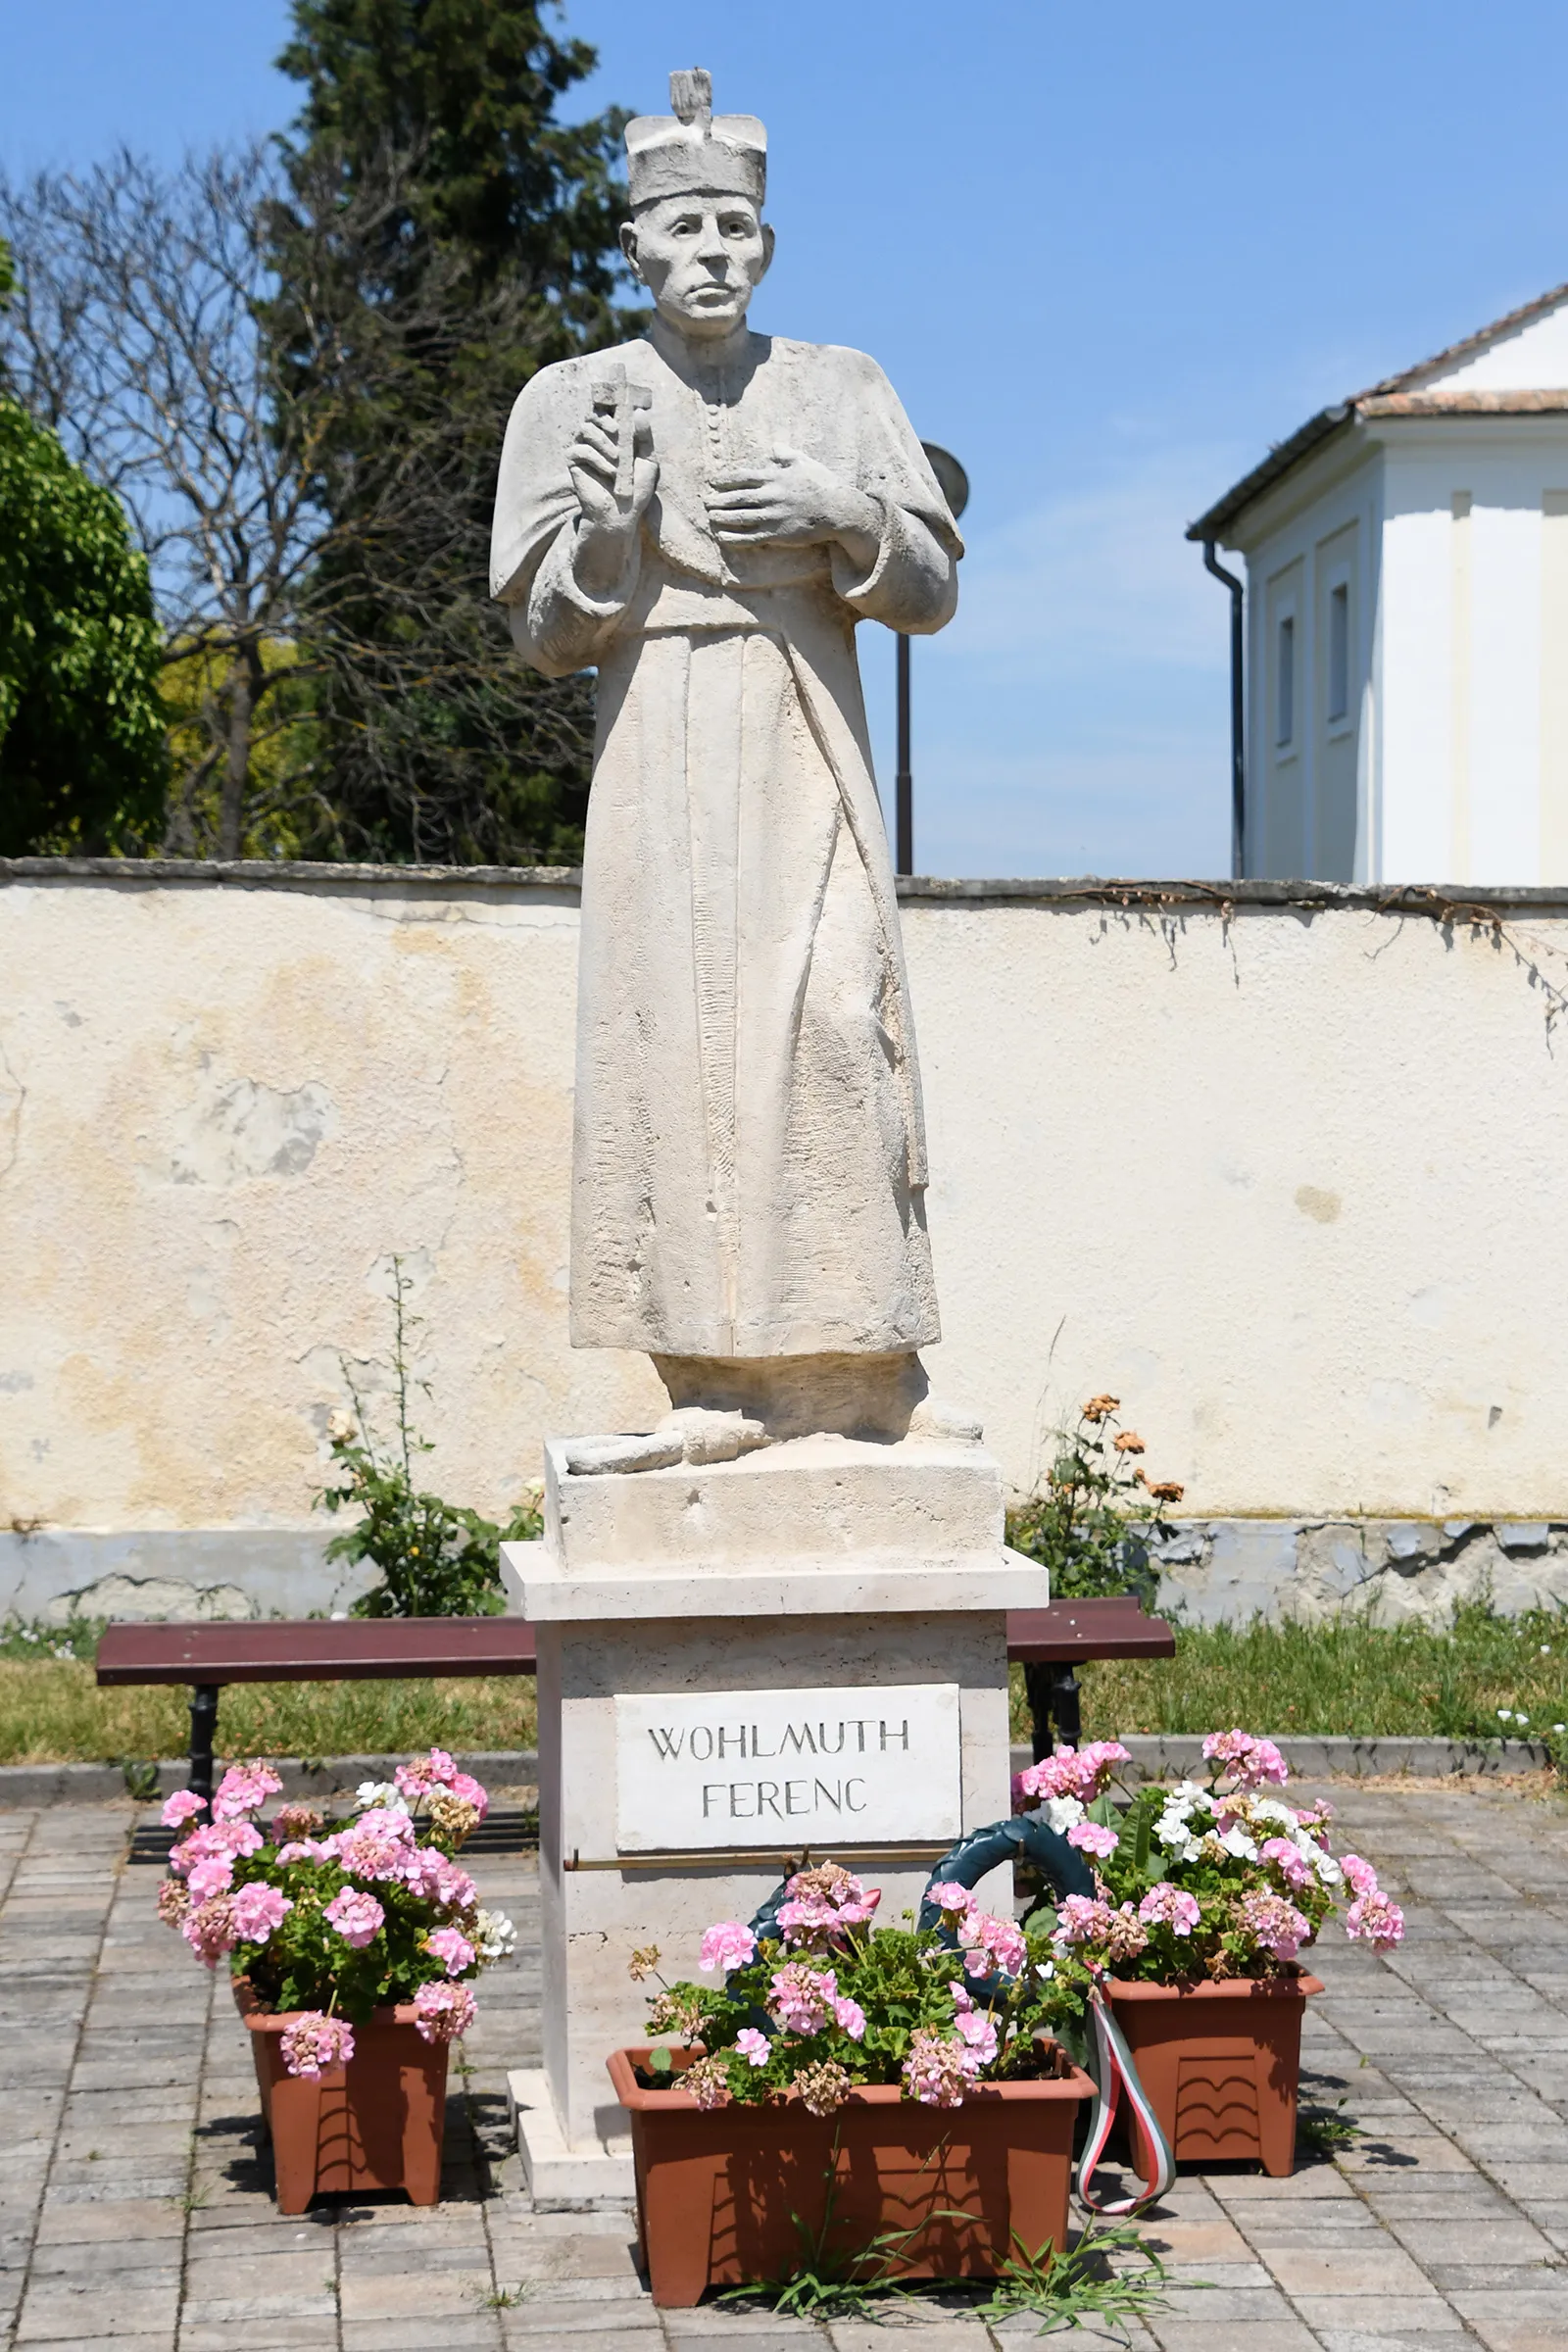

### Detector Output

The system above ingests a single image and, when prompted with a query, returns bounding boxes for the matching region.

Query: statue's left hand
[707,451,880,567]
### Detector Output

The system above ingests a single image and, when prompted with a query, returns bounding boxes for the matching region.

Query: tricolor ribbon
[1076,1984,1176,2215]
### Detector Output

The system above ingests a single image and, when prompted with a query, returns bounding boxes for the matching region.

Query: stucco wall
[4,862,1568,1617]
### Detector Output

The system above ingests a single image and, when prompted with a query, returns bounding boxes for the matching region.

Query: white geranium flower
[355,1781,402,1812]
[475,1908,516,1963]
[1043,1794,1086,1835]
[1312,1849,1344,1887]
[1218,1824,1259,1861]
[1250,1798,1297,1831]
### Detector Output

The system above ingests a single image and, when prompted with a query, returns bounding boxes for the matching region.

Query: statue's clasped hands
[707,450,880,564]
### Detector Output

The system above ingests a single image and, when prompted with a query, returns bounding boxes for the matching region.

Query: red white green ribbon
[1076,1984,1176,2215]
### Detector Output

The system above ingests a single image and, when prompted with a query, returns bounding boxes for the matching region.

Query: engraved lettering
[845,1777,867,1811]
[690,1727,713,1760]
[758,1781,782,1818]
[728,1783,756,1818]
[879,1719,910,1751]
[785,1780,810,1814]
[813,1779,842,1811]
[648,1726,685,1760]
[702,1783,724,1817]
[717,1724,747,1758]
[815,1720,847,1754]
[780,1723,817,1755]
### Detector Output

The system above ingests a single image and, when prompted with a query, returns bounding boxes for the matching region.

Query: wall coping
[7,857,1568,916]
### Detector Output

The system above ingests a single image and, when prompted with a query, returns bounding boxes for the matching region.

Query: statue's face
[620,195,773,339]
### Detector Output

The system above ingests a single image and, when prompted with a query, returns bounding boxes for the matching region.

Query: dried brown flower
[793,2059,853,2117]
[1146,1479,1185,1501]
[425,1789,481,1842]
[627,1943,662,1983]
[681,2053,731,2110]
[646,1988,704,2041]
[1112,1431,1146,1454]
[1082,1395,1120,1423]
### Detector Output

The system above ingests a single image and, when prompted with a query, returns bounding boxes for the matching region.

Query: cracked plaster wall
[3,869,1568,1621]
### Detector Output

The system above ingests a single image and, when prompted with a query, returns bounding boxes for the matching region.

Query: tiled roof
[1187,281,1568,541]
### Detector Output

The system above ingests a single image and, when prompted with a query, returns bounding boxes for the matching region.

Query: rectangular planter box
[1107,1970,1325,2177]
[608,2042,1094,2307]
[237,1984,450,2214]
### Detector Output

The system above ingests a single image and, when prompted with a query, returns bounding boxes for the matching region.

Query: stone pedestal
[500,1431,1047,2208]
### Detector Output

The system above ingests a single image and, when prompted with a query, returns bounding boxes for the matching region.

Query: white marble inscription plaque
[614,1683,961,1852]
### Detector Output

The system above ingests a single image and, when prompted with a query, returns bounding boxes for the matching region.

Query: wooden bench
[96,1596,1174,1799]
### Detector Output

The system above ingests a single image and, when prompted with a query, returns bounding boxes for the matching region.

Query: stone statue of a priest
[491,70,963,1450]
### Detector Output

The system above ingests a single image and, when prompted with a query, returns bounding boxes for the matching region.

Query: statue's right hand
[567,407,657,595]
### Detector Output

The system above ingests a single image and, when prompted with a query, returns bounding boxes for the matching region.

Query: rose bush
[154,1747,514,2078]
[631,1860,1087,2117]
[1011,1730,1405,1980]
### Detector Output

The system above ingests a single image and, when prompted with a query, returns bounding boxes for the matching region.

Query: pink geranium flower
[1052,1894,1150,1964]
[231,1884,292,1944]
[396,1748,458,1799]
[767,1963,837,2034]
[699,1922,757,1974]
[902,2029,969,2107]
[956,1909,1027,1981]
[953,2007,999,2072]
[446,1771,489,1822]
[735,2028,770,2068]
[160,1789,206,1830]
[1346,1889,1405,1952]
[1340,1853,1380,1899]
[1202,1730,1290,1792]
[424,1926,476,1978]
[171,1820,263,1876]
[1066,1821,1120,1858]
[412,1980,476,2043]
[186,1855,235,1903]
[1138,1882,1201,1936]
[324,1888,385,1949]
[925,1882,974,1917]
[831,1995,866,2041]
[180,1895,238,1966]
[1260,1838,1315,1891]
[280,2012,355,2080]
[1239,1889,1312,1961]
[212,1761,283,1821]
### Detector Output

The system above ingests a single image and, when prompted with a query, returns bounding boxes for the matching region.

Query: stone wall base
[4,1517,1567,1628]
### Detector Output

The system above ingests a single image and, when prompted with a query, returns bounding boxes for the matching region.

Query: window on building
[1327,582,1349,724]
[1276,614,1296,748]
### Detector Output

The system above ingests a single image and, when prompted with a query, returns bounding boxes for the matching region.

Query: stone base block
[543,1430,1004,1577]
[508,2068,634,2210]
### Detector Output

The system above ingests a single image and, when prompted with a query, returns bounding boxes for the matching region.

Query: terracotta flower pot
[1106,1969,1326,2177]
[608,2043,1095,2308]
[234,1981,450,2213]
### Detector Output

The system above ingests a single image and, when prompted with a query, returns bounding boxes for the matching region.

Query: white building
[1191,282,1568,882]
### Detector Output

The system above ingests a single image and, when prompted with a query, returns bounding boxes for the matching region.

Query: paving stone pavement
[2,1778,1565,2350]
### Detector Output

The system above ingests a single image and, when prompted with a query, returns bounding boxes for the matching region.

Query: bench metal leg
[1023,1661,1083,1762]
[188,1684,220,1805]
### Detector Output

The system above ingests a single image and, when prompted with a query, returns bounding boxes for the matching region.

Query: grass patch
[1009,1601,1568,1748]
[0,1654,538,1768]
[3,1599,1565,1768]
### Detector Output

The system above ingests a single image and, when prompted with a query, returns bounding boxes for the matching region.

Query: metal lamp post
[896,442,969,875]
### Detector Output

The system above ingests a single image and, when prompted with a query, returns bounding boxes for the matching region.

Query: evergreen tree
[269,0,638,863]
[0,242,167,854]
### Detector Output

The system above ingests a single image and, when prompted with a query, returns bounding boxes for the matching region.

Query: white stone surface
[544,1430,1003,1572]
[613,1681,961,1851]
[507,2068,634,2209]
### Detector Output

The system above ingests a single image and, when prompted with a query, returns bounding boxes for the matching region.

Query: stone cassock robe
[491,331,962,1359]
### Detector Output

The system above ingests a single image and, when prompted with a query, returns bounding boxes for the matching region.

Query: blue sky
[6,1,1568,877]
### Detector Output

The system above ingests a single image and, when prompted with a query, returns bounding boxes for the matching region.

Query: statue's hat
[624,70,766,208]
